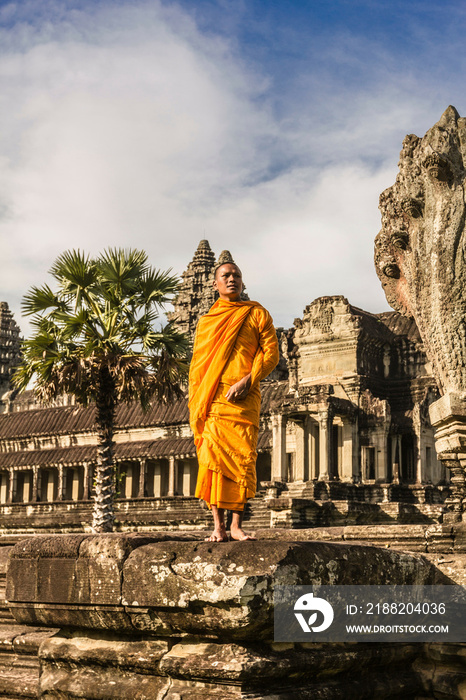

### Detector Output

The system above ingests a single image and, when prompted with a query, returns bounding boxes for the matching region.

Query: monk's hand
[225,374,251,402]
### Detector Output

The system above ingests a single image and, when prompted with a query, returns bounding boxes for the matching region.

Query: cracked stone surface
[6,534,450,640]
[3,533,466,698]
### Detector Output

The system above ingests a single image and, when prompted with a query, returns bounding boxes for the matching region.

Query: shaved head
[214,262,242,279]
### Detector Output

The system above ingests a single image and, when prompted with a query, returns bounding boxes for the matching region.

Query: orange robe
[189,299,279,511]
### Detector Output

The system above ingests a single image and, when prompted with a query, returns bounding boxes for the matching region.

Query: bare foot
[204,528,228,542]
[230,528,256,541]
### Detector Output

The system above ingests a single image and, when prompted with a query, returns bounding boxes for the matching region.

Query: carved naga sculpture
[375,105,466,395]
[375,106,466,520]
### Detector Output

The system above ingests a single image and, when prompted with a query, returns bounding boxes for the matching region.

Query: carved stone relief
[375,106,466,395]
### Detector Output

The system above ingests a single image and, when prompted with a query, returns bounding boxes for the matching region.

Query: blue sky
[1,0,466,331]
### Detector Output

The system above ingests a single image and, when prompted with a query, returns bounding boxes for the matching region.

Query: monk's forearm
[260,348,279,379]
[254,331,279,382]
[225,373,251,401]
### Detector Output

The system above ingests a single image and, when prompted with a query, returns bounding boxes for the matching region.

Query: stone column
[8,469,16,504]
[182,463,192,496]
[138,458,147,498]
[153,463,162,498]
[168,456,177,497]
[123,465,133,499]
[294,420,307,482]
[83,463,90,500]
[317,410,332,481]
[341,419,357,482]
[18,473,27,502]
[71,470,80,500]
[307,417,319,480]
[412,404,424,484]
[429,393,466,522]
[32,466,40,503]
[374,425,390,482]
[415,438,423,484]
[0,472,8,504]
[271,414,287,481]
[57,465,64,501]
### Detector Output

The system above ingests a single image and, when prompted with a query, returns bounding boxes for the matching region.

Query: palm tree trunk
[92,366,116,533]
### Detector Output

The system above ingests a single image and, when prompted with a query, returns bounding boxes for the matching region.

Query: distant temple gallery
[0,241,448,533]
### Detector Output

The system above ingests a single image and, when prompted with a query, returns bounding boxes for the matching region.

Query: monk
[189,262,279,542]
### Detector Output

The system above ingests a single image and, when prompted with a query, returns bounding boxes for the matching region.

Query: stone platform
[0,531,465,699]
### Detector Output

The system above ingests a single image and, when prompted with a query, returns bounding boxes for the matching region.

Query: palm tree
[13,248,188,533]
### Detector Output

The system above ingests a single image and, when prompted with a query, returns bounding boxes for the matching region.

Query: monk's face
[214,263,243,301]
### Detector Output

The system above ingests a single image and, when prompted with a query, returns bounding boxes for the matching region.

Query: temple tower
[168,240,217,340]
[0,302,21,395]
[169,241,249,342]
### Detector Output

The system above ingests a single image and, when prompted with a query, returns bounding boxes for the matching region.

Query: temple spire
[0,302,22,397]
[167,241,217,340]
[216,250,235,267]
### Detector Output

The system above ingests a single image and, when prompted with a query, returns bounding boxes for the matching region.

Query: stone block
[158,640,419,685]
[40,635,169,672]
[10,603,135,633]
[0,652,39,698]
[40,663,171,700]
[6,535,452,641]
[429,393,466,427]
[413,655,466,700]
[3,533,460,699]
[6,535,87,604]
[0,624,57,700]
[7,558,41,604]
[120,539,450,640]
[6,534,157,608]
[12,629,59,655]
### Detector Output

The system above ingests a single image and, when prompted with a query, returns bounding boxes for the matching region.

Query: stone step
[280,480,449,505]
[242,496,271,529]
[266,496,445,528]
[0,609,15,623]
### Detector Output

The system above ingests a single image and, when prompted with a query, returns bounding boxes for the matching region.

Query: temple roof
[0,382,289,441]
[350,304,422,344]
[0,437,197,468]
[0,398,189,439]
[0,431,272,469]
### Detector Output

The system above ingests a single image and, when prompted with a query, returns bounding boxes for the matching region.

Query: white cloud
[1,0,465,335]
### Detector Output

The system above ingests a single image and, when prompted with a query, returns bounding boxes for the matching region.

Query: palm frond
[138,268,180,307]
[147,351,189,403]
[147,322,190,357]
[22,284,68,317]
[49,250,95,290]
[98,248,148,297]
[55,308,98,341]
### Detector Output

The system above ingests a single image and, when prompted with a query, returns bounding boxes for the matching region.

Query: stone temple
[4,110,466,700]
[0,238,448,534]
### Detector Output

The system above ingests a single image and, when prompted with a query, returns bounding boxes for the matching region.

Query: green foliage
[13,248,189,407]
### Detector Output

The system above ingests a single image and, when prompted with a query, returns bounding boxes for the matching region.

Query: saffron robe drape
[189,298,279,511]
